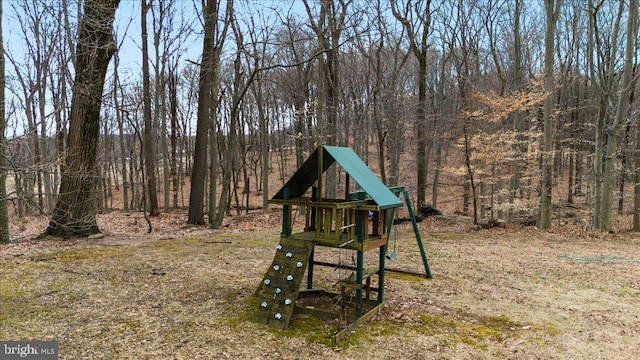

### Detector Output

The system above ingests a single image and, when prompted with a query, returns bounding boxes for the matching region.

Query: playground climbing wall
[253,238,314,330]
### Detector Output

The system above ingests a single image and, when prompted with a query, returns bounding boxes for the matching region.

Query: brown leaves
[467,79,547,123]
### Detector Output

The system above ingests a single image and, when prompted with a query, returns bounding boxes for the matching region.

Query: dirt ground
[1,210,639,359]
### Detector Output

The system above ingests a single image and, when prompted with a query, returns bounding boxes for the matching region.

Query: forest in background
[0,0,639,241]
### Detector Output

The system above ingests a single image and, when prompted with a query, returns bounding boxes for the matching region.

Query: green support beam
[403,191,432,279]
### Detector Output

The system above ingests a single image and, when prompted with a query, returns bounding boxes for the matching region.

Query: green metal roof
[273,146,402,210]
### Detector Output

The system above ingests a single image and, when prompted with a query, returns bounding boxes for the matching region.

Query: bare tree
[0,0,632,234]
[152,0,170,211]
[587,0,639,231]
[112,50,129,210]
[45,0,120,237]
[5,1,60,214]
[538,0,562,229]
[246,18,271,213]
[508,0,524,223]
[150,0,192,211]
[141,0,159,217]
[274,17,315,166]
[210,12,261,229]
[187,0,231,225]
[599,0,638,231]
[391,0,434,206]
[167,62,180,208]
[0,0,8,242]
[303,0,350,198]
[49,0,77,212]
[351,0,409,186]
[437,0,483,223]
[589,0,623,230]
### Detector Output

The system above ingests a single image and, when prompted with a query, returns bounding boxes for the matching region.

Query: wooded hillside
[1,0,639,239]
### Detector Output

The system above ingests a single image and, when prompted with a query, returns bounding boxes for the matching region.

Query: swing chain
[387,209,398,260]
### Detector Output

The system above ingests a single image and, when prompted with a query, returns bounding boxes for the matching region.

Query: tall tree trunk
[0,0,8,242]
[212,16,244,229]
[189,1,215,225]
[590,0,623,229]
[253,75,269,213]
[600,0,638,231]
[188,0,230,225]
[323,0,346,198]
[34,115,43,212]
[38,70,50,212]
[113,52,128,211]
[618,125,630,214]
[634,103,640,230]
[45,0,120,237]
[432,141,442,208]
[372,45,386,184]
[100,121,111,210]
[152,1,170,211]
[391,0,432,206]
[168,64,179,208]
[51,20,69,211]
[142,0,159,217]
[508,0,523,223]
[567,149,574,204]
[208,39,228,227]
[538,0,561,229]
[207,110,218,225]
[302,0,328,196]
[130,140,138,210]
[160,83,170,210]
[17,87,36,215]
[463,122,478,224]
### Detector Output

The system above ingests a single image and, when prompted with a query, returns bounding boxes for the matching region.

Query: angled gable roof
[273,146,402,210]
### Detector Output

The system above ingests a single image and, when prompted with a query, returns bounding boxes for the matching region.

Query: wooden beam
[332,302,385,344]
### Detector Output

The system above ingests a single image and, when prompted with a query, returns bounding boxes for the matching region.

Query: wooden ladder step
[337,268,379,304]
[339,268,378,284]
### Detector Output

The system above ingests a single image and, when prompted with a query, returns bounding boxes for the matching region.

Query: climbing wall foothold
[261,302,268,308]
[296,262,303,268]
[264,279,271,285]
[287,275,293,281]
[273,265,280,271]
[275,313,282,319]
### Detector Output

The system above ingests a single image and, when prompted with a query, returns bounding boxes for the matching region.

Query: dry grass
[2,212,639,359]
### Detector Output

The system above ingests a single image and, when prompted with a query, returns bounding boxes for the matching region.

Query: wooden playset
[253,145,430,342]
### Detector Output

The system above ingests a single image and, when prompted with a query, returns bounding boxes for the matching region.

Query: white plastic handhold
[287,275,293,281]
[275,313,282,319]
[296,262,303,268]
[286,252,293,258]
[284,299,292,305]
[261,302,268,308]
[275,288,281,294]
[273,265,280,271]
[264,279,271,285]
[276,244,282,250]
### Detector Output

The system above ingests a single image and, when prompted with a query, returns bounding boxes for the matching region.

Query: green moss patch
[408,312,526,350]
